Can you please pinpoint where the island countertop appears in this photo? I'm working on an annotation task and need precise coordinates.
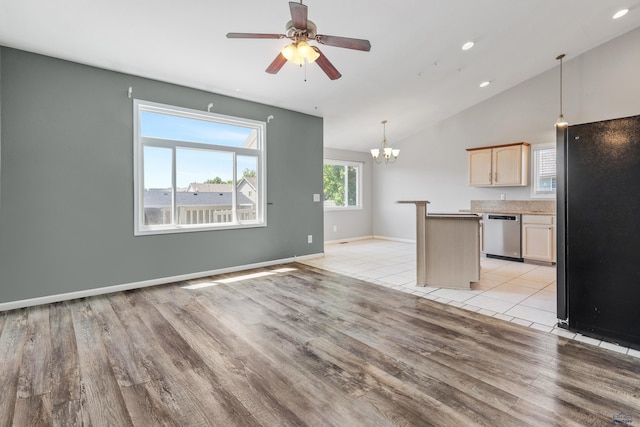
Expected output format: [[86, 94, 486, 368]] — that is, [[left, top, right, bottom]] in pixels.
[[429, 213, 481, 219], [459, 209, 555, 215]]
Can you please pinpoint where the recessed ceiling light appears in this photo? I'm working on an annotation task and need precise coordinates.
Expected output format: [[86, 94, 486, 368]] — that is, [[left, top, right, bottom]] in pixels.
[[613, 8, 629, 19], [462, 41, 474, 51], [479, 81, 490, 88]]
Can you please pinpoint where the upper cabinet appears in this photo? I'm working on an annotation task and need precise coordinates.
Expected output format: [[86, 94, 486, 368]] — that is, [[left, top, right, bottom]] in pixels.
[[467, 142, 530, 187], [468, 148, 493, 185]]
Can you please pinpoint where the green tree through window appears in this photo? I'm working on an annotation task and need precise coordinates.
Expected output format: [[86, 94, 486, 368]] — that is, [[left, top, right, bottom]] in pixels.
[[324, 164, 345, 206], [242, 168, 256, 178], [323, 160, 361, 208], [205, 177, 232, 184]]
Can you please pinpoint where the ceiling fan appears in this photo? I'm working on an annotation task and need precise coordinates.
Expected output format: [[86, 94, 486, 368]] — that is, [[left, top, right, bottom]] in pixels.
[[226, 1, 371, 80]]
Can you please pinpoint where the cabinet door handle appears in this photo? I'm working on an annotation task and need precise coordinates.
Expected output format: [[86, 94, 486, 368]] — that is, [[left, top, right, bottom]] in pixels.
[[488, 171, 492, 183], [494, 172, 498, 182]]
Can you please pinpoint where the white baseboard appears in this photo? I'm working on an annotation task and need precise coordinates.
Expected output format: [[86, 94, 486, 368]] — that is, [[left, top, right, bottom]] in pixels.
[[372, 235, 416, 244], [0, 253, 324, 312], [294, 253, 324, 261]]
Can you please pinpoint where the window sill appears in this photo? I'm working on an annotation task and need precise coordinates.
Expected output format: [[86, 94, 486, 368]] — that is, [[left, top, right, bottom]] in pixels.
[[324, 206, 363, 212], [135, 221, 266, 236]]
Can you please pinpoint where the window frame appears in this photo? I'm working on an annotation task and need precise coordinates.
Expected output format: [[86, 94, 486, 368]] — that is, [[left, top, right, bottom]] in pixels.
[[323, 159, 363, 211], [530, 142, 556, 199], [133, 99, 266, 236]]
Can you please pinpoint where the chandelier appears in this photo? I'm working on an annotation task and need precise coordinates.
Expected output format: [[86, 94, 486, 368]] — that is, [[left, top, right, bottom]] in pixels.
[[371, 120, 399, 164]]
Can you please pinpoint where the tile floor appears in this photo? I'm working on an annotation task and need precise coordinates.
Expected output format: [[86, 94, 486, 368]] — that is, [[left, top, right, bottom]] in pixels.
[[301, 238, 640, 358]]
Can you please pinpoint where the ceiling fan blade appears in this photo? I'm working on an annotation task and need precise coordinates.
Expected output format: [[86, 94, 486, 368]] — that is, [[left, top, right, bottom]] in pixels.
[[227, 32, 285, 39], [265, 53, 288, 74], [316, 35, 371, 52], [289, 1, 308, 30], [313, 47, 341, 80]]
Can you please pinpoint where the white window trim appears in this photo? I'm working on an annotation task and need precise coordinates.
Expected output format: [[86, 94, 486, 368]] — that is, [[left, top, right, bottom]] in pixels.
[[323, 159, 363, 211], [530, 142, 556, 199], [133, 99, 267, 235]]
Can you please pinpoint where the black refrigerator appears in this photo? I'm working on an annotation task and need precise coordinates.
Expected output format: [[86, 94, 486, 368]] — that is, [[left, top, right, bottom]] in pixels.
[[557, 114, 640, 349]]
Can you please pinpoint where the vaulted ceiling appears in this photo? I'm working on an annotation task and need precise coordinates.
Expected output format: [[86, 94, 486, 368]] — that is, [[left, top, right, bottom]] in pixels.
[[1, 0, 639, 151]]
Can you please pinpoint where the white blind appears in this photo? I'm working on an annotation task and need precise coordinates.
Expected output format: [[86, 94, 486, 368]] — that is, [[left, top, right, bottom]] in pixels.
[[537, 148, 556, 177]]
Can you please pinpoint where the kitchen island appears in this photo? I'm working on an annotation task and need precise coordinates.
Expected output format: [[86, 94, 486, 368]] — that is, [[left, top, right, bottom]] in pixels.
[[398, 201, 481, 289]]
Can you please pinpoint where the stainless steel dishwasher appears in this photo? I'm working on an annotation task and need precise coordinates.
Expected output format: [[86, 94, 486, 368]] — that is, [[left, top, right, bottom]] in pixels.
[[483, 213, 523, 261]]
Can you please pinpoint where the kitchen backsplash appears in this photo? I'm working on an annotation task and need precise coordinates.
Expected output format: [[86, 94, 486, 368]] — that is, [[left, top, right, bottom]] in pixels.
[[470, 200, 556, 212]]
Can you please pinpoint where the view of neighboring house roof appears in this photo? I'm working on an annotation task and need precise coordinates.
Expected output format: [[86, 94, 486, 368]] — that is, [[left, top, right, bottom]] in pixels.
[[186, 182, 233, 193], [144, 189, 253, 207], [238, 176, 257, 190]]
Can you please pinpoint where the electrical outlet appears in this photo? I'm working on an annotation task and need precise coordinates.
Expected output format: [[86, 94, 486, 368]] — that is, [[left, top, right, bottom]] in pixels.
[[333, 225, 337, 232], [313, 193, 321, 202], [308, 235, 313, 244]]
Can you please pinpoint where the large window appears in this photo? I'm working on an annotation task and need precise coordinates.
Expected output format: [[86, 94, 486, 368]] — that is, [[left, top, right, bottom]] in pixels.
[[531, 143, 556, 198], [134, 100, 266, 235], [323, 160, 362, 209]]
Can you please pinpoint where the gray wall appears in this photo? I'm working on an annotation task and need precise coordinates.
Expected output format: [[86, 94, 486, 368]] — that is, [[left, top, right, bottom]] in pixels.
[[0, 47, 324, 304], [323, 147, 373, 241], [374, 26, 640, 240]]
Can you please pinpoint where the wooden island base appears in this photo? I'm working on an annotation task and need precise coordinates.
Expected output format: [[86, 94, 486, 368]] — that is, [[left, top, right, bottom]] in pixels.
[[398, 201, 480, 289]]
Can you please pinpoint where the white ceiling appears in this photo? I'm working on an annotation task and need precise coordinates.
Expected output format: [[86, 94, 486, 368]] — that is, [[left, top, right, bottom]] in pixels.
[[1, 1, 639, 152]]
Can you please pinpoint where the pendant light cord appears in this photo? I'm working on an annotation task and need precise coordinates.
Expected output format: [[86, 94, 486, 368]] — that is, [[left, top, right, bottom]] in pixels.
[[557, 54, 565, 116]]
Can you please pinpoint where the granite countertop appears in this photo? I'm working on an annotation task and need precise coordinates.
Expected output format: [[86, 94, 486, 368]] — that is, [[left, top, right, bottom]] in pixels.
[[462, 200, 556, 216], [459, 209, 556, 215]]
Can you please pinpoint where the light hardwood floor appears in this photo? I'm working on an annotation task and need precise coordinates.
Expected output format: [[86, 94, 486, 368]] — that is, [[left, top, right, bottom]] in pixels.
[[1, 263, 639, 426], [306, 239, 640, 355]]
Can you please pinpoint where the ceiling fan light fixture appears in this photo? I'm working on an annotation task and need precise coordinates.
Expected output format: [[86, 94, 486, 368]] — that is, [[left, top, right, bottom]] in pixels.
[[297, 40, 320, 63], [281, 43, 297, 61], [281, 40, 320, 65]]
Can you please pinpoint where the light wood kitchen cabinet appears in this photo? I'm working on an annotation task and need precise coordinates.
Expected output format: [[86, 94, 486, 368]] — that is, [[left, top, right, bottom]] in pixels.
[[467, 142, 530, 186], [468, 149, 493, 185], [522, 215, 556, 263]]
